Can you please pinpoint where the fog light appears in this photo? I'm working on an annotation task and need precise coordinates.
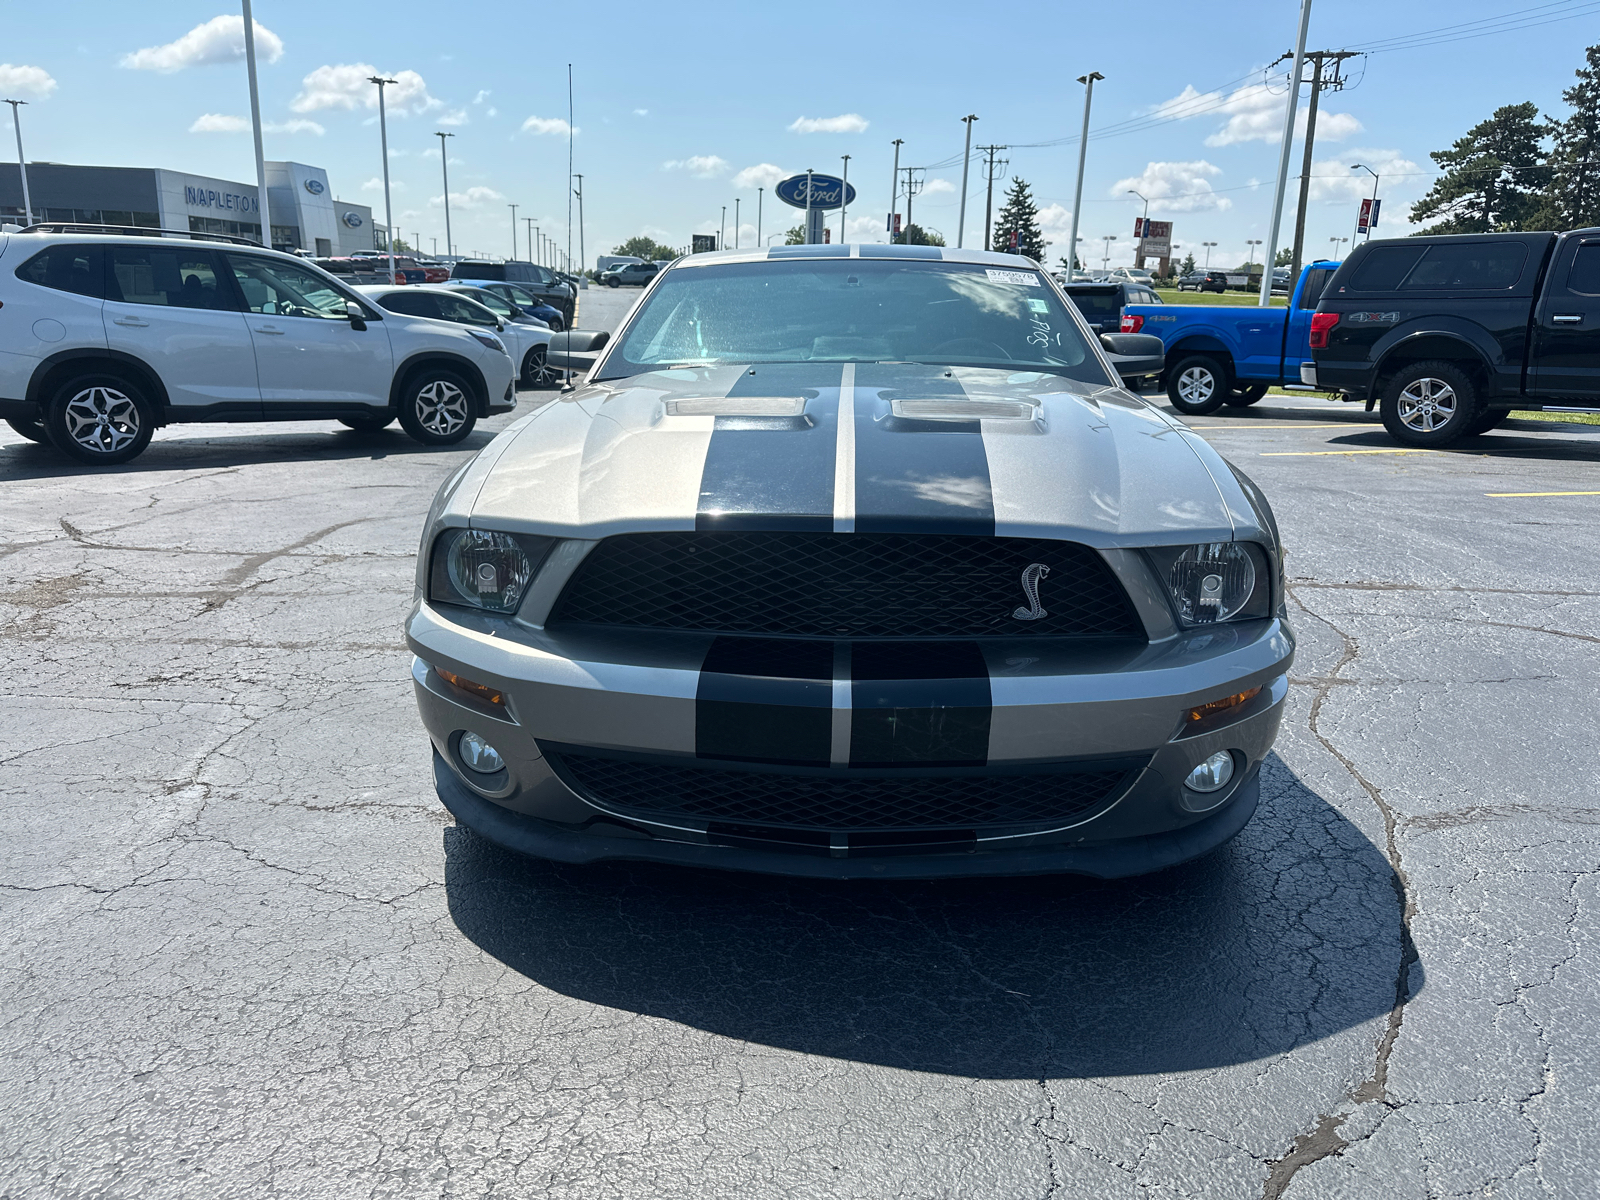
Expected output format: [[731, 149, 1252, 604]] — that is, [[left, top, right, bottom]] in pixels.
[[458, 731, 504, 775], [1185, 751, 1235, 793]]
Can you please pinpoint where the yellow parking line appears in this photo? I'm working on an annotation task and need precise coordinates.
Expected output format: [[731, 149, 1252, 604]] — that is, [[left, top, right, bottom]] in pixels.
[[1261, 448, 1438, 456], [1485, 490, 1600, 497]]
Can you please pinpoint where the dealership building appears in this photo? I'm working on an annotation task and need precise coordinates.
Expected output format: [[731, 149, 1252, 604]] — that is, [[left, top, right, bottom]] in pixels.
[[0, 160, 378, 256]]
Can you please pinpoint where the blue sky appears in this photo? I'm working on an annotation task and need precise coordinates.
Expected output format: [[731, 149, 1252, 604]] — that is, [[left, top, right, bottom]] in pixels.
[[4, 1, 1597, 269]]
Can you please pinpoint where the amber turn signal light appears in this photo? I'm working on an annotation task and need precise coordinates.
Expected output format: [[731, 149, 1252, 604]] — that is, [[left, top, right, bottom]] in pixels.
[[1186, 686, 1261, 724], [437, 667, 504, 706]]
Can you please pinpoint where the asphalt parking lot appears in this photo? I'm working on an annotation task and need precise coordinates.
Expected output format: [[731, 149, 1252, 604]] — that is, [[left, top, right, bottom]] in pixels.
[[4, 284, 1598, 1199]]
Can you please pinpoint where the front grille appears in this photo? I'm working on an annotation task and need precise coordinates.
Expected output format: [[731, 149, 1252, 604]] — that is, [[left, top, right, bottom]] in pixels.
[[550, 532, 1143, 639], [547, 748, 1135, 832]]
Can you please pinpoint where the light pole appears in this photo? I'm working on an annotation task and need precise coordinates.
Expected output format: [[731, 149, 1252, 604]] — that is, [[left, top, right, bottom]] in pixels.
[[1126, 188, 1149, 266], [734, 197, 740, 249], [1245, 239, 1262, 270], [1351, 163, 1379, 244], [957, 114, 977, 248], [508, 203, 518, 259], [4, 99, 32, 226], [435, 130, 454, 257], [1202, 240, 1217, 268], [889, 138, 903, 243], [757, 187, 763, 247], [766, 232, 783, 246], [1330, 236, 1348, 256], [573, 173, 586, 283], [1067, 73, 1104, 293], [534, 226, 541, 265], [240, 0, 270, 247], [839, 153, 850, 245], [1101, 234, 1116, 270], [720, 205, 726, 251], [1259, 0, 1315, 305], [369, 76, 399, 281], [805, 168, 814, 243], [525, 217, 533, 266]]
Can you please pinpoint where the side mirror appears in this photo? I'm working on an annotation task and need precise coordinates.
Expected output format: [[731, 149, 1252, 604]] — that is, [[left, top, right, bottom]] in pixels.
[[496, 321, 506, 332], [546, 330, 611, 373], [345, 300, 367, 331], [1099, 332, 1165, 381]]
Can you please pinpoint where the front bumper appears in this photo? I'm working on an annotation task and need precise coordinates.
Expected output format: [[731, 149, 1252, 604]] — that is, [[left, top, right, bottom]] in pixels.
[[407, 602, 1293, 878]]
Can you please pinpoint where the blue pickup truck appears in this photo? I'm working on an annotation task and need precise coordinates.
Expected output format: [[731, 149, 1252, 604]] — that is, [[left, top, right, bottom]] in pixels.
[[1120, 261, 1340, 414]]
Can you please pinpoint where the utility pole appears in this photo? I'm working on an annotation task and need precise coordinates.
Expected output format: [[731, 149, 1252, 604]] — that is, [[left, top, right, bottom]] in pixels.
[[839, 154, 850, 245], [957, 115, 977, 248], [240, 1, 270, 247], [369, 76, 399, 282], [435, 131, 454, 257], [977, 144, 1008, 254], [4, 99, 32, 226], [1288, 49, 1359, 283], [1067, 72, 1104, 283], [1259, 0, 1314, 306], [508, 203, 518, 259], [889, 138, 903, 242], [902, 168, 923, 243]]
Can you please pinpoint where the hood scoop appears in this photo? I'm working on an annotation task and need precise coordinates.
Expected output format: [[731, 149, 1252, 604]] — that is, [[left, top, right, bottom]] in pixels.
[[664, 396, 808, 418], [891, 396, 1038, 422]]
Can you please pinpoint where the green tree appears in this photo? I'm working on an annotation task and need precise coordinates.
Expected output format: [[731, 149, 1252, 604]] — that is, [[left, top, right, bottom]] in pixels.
[[785, 225, 805, 245], [1541, 44, 1600, 229], [612, 235, 677, 261], [1180, 251, 1197, 275], [1274, 247, 1294, 267], [1410, 102, 1552, 233], [989, 178, 1046, 260], [900, 223, 945, 247]]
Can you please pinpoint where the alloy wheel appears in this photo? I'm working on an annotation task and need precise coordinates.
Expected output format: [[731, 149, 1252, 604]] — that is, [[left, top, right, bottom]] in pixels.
[[63, 386, 141, 455], [1177, 367, 1216, 405], [415, 379, 469, 436], [1397, 377, 1457, 432]]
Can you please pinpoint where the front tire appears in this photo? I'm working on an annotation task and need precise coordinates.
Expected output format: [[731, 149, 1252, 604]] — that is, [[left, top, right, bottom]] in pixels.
[[1225, 383, 1269, 407], [1380, 360, 1480, 447], [605, 278, 620, 288], [42, 374, 155, 465], [1166, 354, 1230, 415], [6, 416, 49, 444], [397, 369, 477, 446]]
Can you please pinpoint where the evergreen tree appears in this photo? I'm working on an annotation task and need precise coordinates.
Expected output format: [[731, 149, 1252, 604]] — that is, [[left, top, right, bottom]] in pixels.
[[1180, 251, 1197, 276], [1410, 102, 1552, 233], [990, 178, 1046, 260], [1543, 44, 1600, 229]]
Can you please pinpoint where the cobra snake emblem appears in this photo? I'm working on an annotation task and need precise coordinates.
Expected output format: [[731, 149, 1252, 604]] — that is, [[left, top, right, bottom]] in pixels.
[[1012, 563, 1050, 621]]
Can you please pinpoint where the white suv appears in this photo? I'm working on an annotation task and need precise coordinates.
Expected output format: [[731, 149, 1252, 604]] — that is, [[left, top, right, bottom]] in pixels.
[[0, 226, 517, 465]]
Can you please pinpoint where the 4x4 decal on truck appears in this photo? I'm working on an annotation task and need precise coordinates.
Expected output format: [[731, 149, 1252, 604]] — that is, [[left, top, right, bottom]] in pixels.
[[1346, 311, 1399, 324]]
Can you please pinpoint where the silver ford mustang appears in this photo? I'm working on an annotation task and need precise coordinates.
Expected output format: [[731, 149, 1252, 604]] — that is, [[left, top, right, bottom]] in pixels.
[[407, 245, 1293, 879]]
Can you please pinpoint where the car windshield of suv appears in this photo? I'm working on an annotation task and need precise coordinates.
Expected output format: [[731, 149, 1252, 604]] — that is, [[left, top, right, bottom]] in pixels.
[[603, 259, 1111, 384]]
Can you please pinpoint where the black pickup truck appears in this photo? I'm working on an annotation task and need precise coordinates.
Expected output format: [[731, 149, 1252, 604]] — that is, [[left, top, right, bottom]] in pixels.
[[1307, 228, 1600, 446]]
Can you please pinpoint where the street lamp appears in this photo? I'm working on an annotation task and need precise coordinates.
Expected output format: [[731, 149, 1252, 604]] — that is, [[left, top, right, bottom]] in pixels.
[[734, 197, 740, 250], [721, 205, 726, 251], [435, 130, 455, 258], [957, 116, 976, 248], [1066, 72, 1104, 299], [1330, 236, 1349, 255], [1100, 234, 1117, 270], [1202, 240, 1217, 268], [239, 0, 270, 247], [508, 203, 518, 259], [757, 187, 763, 247], [1126, 188, 1149, 266], [369, 76, 399, 282], [3, 99, 32, 226], [1351, 163, 1380, 243], [1245, 238, 1263, 270]]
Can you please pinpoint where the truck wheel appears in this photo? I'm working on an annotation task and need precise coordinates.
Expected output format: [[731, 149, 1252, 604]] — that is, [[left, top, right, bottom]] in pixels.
[[1167, 355, 1230, 415], [1465, 407, 1510, 436], [1225, 383, 1270, 407], [397, 368, 478, 446], [1380, 361, 1480, 447], [43, 373, 156, 466]]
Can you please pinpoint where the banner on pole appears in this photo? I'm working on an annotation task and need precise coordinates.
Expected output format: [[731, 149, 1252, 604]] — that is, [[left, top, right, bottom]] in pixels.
[[1357, 198, 1381, 234]]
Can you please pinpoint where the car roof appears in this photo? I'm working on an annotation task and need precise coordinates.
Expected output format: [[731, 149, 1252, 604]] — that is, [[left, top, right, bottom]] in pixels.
[[666, 244, 1050, 270]]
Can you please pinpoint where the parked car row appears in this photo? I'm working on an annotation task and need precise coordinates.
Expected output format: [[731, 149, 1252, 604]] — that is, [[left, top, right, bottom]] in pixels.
[[0, 225, 520, 465]]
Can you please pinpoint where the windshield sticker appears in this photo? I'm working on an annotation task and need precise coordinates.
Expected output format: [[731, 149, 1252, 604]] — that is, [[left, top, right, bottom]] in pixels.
[[1027, 298, 1050, 313], [987, 269, 1041, 287]]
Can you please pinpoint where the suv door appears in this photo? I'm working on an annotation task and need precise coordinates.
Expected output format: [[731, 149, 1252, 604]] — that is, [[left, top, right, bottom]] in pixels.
[[103, 244, 260, 416], [1531, 237, 1600, 400], [223, 253, 392, 412]]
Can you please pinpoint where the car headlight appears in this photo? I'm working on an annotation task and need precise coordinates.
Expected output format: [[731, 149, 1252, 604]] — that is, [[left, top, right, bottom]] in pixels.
[[1146, 542, 1272, 627], [428, 528, 553, 613], [467, 328, 508, 355]]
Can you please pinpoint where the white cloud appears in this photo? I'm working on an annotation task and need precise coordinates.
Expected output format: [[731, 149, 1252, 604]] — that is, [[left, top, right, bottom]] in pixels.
[[788, 113, 869, 134], [0, 64, 57, 98], [1111, 161, 1231, 212], [923, 178, 956, 194], [733, 162, 788, 190], [121, 16, 283, 73], [521, 115, 572, 136], [633, 108, 649, 117], [291, 64, 442, 116], [664, 155, 729, 178], [189, 113, 324, 135], [472, 89, 491, 105], [429, 186, 504, 209], [1306, 149, 1420, 204], [438, 108, 468, 126], [1036, 203, 1075, 244], [361, 177, 406, 192], [1147, 81, 1362, 147], [486, 106, 497, 118]]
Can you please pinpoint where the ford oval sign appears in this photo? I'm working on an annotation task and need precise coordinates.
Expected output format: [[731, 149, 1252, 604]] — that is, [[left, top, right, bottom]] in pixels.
[[304, 177, 326, 195], [774, 173, 856, 211], [342, 211, 364, 228]]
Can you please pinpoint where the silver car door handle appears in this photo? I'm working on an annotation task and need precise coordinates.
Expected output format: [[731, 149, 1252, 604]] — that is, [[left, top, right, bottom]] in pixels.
[[256, 324, 286, 335], [112, 316, 149, 327], [1551, 313, 1583, 325]]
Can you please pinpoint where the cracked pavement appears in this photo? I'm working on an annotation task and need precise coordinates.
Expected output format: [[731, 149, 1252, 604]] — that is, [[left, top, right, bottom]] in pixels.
[[3, 304, 1597, 1197]]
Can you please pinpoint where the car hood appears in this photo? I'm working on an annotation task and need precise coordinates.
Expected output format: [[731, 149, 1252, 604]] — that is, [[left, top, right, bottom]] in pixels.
[[455, 362, 1247, 546]]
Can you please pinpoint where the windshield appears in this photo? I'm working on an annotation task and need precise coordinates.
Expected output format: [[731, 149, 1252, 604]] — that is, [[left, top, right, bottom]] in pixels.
[[601, 259, 1111, 384], [462, 288, 514, 317]]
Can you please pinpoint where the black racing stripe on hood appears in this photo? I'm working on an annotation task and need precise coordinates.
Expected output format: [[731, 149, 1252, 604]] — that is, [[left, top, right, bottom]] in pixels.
[[848, 641, 991, 768], [695, 636, 833, 766], [695, 364, 842, 533], [851, 363, 996, 537]]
